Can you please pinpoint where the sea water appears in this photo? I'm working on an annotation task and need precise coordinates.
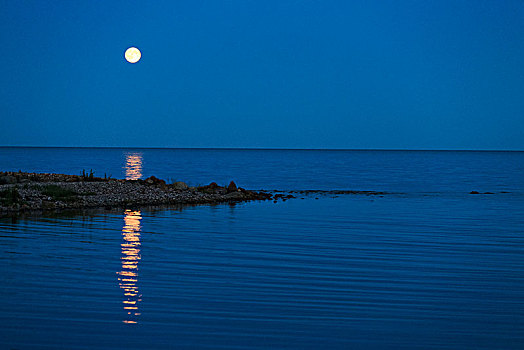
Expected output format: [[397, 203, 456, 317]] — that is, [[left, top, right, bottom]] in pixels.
[[1, 148, 523, 349]]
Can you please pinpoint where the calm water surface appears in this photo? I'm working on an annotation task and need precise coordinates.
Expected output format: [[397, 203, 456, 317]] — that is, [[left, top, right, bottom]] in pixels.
[[1, 148, 523, 349]]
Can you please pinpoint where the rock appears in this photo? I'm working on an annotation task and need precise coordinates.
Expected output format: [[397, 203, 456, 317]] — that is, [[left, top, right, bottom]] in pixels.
[[172, 181, 189, 190], [227, 181, 237, 192], [145, 176, 166, 187], [197, 182, 221, 194], [470, 191, 480, 194]]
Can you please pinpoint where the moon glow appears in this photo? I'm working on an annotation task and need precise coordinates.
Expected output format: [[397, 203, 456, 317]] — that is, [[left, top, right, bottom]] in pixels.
[[125, 47, 141, 63]]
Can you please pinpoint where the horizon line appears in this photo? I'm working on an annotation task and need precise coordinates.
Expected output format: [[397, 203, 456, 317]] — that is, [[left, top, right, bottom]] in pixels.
[[0, 145, 523, 152]]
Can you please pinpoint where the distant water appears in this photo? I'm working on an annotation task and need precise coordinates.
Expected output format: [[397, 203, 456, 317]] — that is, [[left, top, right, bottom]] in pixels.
[[1, 147, 524, 349]]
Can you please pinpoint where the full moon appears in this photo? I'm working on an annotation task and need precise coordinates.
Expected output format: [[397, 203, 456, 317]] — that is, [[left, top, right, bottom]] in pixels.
[[124, 47, 141, 63]]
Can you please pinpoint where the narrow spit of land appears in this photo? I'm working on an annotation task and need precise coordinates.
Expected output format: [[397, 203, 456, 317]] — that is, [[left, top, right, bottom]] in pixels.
[[0, 171, 393, 217], [0, 171, 274, 217]]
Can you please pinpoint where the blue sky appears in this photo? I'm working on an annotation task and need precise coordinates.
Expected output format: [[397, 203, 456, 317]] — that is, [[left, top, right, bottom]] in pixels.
[[1, 0, 523, 150]]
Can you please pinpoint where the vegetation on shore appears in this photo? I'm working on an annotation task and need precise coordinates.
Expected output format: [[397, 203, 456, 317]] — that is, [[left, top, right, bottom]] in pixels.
[[0, 187, 22, 206]]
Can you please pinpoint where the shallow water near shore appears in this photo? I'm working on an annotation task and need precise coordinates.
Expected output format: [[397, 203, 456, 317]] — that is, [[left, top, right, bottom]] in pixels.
[[1, 148, 524, 349]]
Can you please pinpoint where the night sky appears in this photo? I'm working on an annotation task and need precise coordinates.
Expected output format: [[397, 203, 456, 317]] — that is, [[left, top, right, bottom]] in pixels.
[[1, 0, 523, 150]]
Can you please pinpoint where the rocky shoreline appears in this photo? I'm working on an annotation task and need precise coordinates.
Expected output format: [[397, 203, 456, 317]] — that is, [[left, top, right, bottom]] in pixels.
[[0, 171, 273, 217]]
